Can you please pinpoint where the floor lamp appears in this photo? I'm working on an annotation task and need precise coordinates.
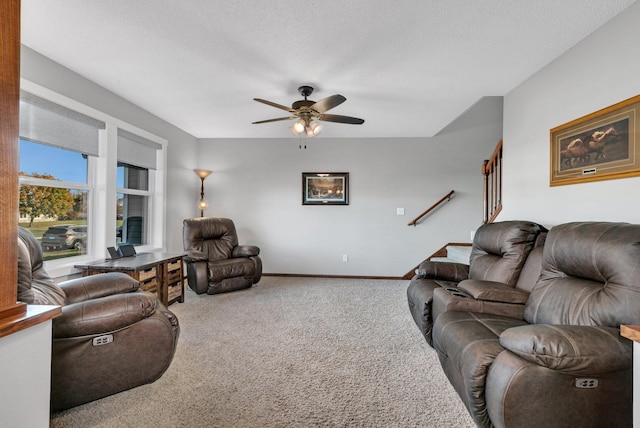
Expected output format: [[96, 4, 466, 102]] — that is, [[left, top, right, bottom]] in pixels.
[[194, 169, 213, 217]]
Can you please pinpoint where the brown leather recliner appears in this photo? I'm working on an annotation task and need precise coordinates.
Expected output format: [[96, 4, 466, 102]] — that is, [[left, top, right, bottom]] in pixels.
[[406, 220, 546, 345], [17, 227, 180, 412], [432, 222, 638, 428], [183, 217, 262, 295]]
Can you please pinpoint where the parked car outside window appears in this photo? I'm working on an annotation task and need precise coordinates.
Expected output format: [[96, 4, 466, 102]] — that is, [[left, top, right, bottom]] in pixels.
[[41, 225, 87, 251]]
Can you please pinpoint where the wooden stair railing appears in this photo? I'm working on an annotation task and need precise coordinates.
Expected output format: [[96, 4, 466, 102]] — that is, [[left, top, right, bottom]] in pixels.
[[407, 190, 455, 227], [482, 140, 503, 224]]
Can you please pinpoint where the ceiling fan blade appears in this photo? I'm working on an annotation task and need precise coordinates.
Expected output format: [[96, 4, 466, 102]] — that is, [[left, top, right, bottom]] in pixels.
[[311, 94, 346, 113], [252, 116, 296, 124], [254, 98, 296, 113], [319, 114, 365, 125]]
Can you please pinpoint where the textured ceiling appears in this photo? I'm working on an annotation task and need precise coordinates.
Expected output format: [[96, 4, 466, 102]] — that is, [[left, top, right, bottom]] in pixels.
[[21, 0, 637, 139]]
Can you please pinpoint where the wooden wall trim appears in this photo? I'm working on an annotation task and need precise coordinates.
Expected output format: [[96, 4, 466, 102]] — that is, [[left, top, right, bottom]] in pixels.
[[0, 0, 23, 318]]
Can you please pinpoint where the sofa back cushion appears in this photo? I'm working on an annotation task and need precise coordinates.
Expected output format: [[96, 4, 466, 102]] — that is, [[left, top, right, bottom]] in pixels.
[[17, 227, 67, 306], [513, 232, 547, 293], [183, 217, 239, 261], [525, 222, 640, 327], [469, 221, 545, 286]]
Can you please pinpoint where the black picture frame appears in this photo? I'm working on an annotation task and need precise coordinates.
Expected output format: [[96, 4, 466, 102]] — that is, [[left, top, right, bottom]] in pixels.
[[302, 172, 349, 205]]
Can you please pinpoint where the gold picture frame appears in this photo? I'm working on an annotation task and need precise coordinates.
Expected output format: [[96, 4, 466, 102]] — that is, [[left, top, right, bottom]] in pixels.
[[550, 94, 640, 186]]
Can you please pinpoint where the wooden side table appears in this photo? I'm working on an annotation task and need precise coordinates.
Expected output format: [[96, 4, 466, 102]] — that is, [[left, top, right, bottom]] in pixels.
[[75, 252, 186, 306]]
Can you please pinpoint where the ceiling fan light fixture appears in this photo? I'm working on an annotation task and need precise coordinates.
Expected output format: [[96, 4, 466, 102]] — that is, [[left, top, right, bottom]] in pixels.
[[292, 119, 305, 134], [309, 121, 322, 136], [305, 120, 322, 137], [253, 86, 364, 137]]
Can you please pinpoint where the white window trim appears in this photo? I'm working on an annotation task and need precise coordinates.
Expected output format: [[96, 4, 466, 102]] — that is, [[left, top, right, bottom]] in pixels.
[[20, 79, 168, 279]]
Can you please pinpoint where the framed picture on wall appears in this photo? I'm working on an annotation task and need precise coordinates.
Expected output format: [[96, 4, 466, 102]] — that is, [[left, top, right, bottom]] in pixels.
[[302, 172, 349, 205], [550, 93, 640, 186]]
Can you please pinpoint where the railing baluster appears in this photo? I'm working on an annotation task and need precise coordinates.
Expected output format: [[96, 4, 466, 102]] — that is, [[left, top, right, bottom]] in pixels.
[[482, 140, 503, 223]]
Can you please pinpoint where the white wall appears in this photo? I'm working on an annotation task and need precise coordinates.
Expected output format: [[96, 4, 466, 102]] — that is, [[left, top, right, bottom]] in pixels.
[[0, 321, 53, 427], [20, 47, 198, 254], [501, 2, 640, 226], [20, 47, 502, 278], [197, 97, 502, 277]]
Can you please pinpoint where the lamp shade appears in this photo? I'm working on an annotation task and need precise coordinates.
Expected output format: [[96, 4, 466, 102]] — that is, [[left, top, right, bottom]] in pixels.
[[194, 169, 212, 179]]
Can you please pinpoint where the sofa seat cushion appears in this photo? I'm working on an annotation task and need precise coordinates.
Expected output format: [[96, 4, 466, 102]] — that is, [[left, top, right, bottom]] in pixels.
[[208, 257, 256, 282], [433, 311, 527, 427]]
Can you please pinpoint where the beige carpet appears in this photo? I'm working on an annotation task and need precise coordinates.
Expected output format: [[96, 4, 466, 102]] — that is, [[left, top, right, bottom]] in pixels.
[[50, 276, 474, 427]]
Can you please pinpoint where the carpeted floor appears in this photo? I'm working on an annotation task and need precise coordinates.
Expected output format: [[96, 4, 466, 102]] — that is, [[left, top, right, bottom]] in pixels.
[[50, 276, 474, 428]]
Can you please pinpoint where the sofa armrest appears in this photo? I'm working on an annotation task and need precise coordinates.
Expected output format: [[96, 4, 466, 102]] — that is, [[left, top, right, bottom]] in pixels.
[[500, 324, 632, 375], [415, 260, 469, 282], [53, 291, 158, 338], [60, 272, 139, 304], [432, 287, 526, 321], [184, 256, 209, 294], [184, 251, 208, 263], [232, 245, 260, 258], [458, 279, 529, 304]]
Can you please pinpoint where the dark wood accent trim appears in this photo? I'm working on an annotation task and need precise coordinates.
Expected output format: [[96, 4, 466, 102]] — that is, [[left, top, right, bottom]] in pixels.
[[407, 190, 455, 227], [621, 325, 640, 343], [0, 304, 62, 340], [401, 242, 472, 280], [0, 0, 21, 318]]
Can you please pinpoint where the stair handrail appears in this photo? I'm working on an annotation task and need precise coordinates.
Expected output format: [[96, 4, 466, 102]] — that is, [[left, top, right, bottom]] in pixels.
[[407, 190, 455, 227]]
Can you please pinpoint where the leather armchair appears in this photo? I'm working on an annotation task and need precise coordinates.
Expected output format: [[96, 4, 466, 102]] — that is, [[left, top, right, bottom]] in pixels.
[[406, 220, 546, 345], [17, 227, 179, 411], [183, 217, 262, 294]]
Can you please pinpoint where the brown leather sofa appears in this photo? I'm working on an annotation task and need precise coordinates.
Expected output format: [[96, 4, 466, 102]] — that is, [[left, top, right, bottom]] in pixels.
[[183, 217, 262, 294], [431, 222, 638, 428], [406, 220, 546, 345], [17, 227, 180, 412]]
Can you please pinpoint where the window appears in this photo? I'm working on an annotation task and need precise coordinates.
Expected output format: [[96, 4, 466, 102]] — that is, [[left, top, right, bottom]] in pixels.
[[19, 82, 167, 275], [116, 129, 161, 247], [117, 166, 149, 245], [19, 91, 101, 261]]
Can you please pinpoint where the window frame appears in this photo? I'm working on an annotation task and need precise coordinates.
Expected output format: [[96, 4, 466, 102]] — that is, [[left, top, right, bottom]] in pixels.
[[20, 79, 167, 278]]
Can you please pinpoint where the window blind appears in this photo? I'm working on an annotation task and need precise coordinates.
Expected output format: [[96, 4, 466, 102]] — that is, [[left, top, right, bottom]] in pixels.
[[117, 129, 162, 170], [19, 91, 105, 156]]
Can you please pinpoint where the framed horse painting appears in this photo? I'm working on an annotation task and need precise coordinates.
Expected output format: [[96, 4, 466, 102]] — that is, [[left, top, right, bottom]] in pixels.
[[550, 93, 640, 186]]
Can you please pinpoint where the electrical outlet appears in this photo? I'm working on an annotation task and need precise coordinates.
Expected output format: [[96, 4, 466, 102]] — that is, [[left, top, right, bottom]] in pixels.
[[342, 254, 348, 262], [396, 208, 405, 215]]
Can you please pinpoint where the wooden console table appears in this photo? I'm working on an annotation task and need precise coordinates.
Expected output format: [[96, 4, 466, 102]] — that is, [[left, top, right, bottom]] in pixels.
[[75, 253, 186, 306]]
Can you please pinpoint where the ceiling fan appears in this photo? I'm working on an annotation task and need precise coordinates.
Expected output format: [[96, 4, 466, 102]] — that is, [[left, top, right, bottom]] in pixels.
[[252, 85, 365, 137]]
